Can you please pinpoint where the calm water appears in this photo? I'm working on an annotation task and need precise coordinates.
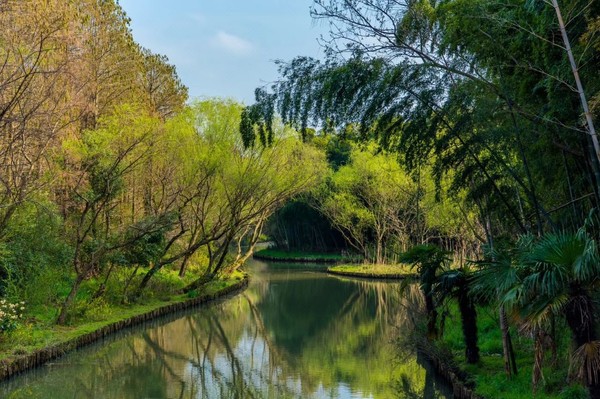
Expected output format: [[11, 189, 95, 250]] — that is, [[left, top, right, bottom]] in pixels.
[[0, 259, 451, 399]]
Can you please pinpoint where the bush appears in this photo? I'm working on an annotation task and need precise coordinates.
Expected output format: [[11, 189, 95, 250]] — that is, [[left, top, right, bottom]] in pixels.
[[140, 268, 185, 301], [0, 199, 71, 304], [559, 385, 588, 399], [0, 299, 25, 334]]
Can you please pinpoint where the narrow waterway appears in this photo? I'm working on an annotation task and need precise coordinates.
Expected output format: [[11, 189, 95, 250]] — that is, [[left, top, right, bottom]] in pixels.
[[0, 259, 452, 398]]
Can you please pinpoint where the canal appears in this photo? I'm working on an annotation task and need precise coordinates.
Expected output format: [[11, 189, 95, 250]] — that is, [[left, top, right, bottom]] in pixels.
[[1, 259, 452, 398]]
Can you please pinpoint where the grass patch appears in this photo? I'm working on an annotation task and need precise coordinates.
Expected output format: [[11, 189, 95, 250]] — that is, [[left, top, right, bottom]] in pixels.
[[253, 248, 358, 262], [436, 302, 584, 399], [328, 263, 415, 278]]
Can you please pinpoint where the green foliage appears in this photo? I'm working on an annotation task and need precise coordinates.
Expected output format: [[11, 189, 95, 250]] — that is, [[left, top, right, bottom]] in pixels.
[[0, 200, 71, 301], [438, 302, 581, 399], [117, 215, 176, 267], [241, 0, 600, 387], [325, 136, 353, 170], [560, 385, 589, 399], [316, 144, 420, 262], [246, 0, 600, 241], [401, 245, 449, 287], [71, 297, 111, 323]]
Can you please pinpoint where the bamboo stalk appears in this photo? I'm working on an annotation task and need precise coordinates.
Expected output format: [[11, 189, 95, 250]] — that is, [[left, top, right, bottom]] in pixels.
[[551, 0, 600, 187]]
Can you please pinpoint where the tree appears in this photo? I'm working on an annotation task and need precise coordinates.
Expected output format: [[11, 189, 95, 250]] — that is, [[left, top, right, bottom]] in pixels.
[[436, 266, 480, 364], [69, 0, 144, 130], [243, 0, 600, 237], [317, 145, 418, 263], [549, 0, 600, 174], [400, 244, 449, 340], [516, 231, 600, 398], [183, 115, 327, 291], [0, 0, 73, 237], [128, 100, 326, 296], [138, 48, 188, 120], [472, 243, 520, 377], [476, 228, 600, 396], [56, 105, 171, 324]]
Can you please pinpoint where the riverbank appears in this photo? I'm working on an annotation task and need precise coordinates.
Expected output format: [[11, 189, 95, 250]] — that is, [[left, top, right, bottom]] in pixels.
[[0, 272, 248, 382], [327, 263, 416, 279], [427, 302, 584, 399], [253, 248, 358, 263]]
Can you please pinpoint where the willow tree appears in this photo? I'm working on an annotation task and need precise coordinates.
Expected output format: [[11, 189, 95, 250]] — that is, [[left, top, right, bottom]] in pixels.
[[317, 145, 418, 263], [129, 100, 327, 296], [183, 104, 327, 291]]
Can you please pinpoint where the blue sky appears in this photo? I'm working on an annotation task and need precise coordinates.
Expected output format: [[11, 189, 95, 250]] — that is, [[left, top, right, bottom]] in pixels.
[[119, 0, 328, 104]]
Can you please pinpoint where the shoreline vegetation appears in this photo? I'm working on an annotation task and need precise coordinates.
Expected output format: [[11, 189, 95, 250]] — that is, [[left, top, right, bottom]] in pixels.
[[0, 272, 247, 382], [429, 303, 585, 399], [327, 263, 416, 279]]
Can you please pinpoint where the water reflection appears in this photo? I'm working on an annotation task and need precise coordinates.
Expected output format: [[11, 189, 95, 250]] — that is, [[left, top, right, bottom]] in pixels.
[[1, 259, 451, 398]]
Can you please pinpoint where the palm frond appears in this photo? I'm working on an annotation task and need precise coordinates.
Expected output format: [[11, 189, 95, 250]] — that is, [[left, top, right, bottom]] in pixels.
[[471, 257, 519, 303], [571, 341, 600, 385], [519, 293, 569, 331]]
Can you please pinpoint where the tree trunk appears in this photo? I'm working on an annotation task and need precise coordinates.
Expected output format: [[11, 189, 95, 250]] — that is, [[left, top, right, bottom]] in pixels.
[[178, 252, 192, 277], [376, 236, 383, 264], [565, 293, 599, 399], [550, 315, 558, 368], [57, 274, 85, 325], [458, 288, 480, 364], [182, 272, 216, 294], [532, 329, 545, 393], [565, 294, 597, 349], [134, 264, 160, 299], [121, 264, 140, 304], [424, 293, 438, 340], [500, 305, 518, 376]]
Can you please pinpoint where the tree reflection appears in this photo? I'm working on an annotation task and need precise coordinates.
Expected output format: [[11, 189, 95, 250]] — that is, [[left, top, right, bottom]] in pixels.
[[1, 269, 451, 399]]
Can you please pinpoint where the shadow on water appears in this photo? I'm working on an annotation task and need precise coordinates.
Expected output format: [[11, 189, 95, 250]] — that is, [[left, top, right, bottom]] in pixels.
[[0, 258, 452, 399]]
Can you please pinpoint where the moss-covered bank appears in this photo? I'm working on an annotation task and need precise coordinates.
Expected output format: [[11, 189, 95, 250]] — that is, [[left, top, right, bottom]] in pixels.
[[0, 273, 248, 382], [418, 341, 485, 399], [327, 263, 416, 279]]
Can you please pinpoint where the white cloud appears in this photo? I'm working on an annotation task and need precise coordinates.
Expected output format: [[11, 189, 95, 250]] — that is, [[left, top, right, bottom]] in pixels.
[[211, 31, 254, 56]]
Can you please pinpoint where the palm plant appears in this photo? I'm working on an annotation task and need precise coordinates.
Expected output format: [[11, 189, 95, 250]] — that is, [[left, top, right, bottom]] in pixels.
[[525, 232, 599, 397], [471, 241, 524, 377], [402, 244, 481, 363], [506, 231, 600, 398], [436, 266, 480, 364], [400, 244, 449, 340]]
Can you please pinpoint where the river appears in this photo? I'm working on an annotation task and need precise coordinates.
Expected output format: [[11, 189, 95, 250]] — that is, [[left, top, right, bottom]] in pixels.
[[0, 259, 452, 398]]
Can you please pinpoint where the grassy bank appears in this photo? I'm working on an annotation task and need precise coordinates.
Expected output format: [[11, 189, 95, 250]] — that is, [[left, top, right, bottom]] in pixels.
[[327, 263, 416, 278], [253, 248, 358, 263], [436, 303, 585, 399], [0, 270, 246, 368]]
